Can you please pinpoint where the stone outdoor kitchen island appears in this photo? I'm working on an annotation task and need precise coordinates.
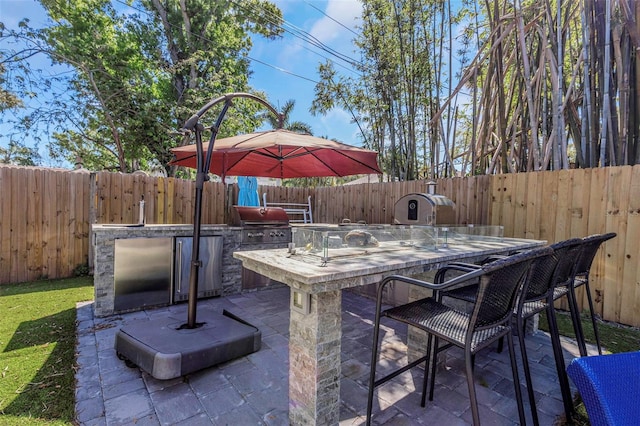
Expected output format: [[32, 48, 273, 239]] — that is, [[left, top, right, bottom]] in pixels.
[[234, 234, 545, 425]]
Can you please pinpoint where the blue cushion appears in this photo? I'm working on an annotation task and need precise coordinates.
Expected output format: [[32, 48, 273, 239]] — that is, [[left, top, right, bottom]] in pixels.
[[567, 351, 640, 426]]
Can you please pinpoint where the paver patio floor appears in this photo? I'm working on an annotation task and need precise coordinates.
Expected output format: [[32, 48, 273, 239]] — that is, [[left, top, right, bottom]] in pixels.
[[75, 286, 589, 425]]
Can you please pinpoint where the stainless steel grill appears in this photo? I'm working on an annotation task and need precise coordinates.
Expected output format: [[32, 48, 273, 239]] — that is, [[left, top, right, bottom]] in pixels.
[[393, 192, 456, 225], [233, 206, 291, 290], [233, 206, 292, 246]]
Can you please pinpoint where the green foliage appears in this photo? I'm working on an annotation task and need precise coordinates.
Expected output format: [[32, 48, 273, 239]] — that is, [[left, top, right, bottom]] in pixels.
[[0, 141, 41, 165], [72, 263, 90, 277], [2, 0, 284, 175], [312, 0, 473, 181], [0, 59, 23, 111], [0, 277, 93, 424], [263, 99, 313, 134]]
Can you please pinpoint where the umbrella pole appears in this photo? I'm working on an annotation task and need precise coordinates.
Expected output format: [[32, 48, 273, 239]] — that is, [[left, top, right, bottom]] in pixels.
[[179, 92, 281, 329], [185, 101, 232, 329], [183, 126, 205, 329]]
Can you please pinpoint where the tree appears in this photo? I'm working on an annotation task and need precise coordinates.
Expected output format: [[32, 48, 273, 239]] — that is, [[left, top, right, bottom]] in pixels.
[[0, 141, 40, 165], [312, 0, 471, 181], [263, 99, 313, 134], [0, 59, 23, 111], [2, 0, 283, 175]]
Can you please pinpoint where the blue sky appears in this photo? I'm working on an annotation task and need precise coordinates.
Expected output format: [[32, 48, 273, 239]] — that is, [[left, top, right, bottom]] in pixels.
[[0, 0, 364, 166]]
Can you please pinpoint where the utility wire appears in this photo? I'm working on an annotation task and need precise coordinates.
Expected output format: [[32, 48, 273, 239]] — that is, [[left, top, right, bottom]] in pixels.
[[227, 0, 363, 69], [247, 56, 318, 84], [113, 0, 361, 82], [302, 0, 360, 37]]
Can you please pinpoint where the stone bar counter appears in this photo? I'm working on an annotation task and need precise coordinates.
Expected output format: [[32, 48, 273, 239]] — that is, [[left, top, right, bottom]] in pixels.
[[92, 224, 242, 317], [234, 236, 546, 426]]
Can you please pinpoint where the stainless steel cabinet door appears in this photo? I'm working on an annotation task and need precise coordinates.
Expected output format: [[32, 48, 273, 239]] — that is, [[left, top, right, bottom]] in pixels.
[[174, 236, 223, 302], [114, 237, 173, 312]]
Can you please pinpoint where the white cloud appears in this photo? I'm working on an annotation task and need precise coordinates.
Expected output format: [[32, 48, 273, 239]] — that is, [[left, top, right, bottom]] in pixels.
[[267, 1, 362, 72], [310, 0, 362, 44]]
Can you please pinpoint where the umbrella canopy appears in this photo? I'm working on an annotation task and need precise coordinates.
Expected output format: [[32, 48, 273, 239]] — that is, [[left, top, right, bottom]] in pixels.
[[169, 129, 382, 178]]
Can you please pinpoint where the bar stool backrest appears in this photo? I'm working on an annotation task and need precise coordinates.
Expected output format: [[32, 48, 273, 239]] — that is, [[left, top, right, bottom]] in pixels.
[[472, 247, 553, 329], [576, 233, 617, 277], [545, 238, 584, 289]]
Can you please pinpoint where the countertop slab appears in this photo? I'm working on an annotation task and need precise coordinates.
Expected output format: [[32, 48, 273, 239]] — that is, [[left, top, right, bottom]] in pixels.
[[234, 237, 546, 293]]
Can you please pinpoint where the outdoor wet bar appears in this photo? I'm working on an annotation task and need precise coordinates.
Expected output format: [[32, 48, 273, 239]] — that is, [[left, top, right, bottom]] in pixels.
[[234, 228, 546, 425], [91, 224, 243, 318]]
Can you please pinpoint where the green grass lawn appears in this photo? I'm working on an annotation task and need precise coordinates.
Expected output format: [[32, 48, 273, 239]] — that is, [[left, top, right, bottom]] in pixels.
[[0, 277, 93, 425]]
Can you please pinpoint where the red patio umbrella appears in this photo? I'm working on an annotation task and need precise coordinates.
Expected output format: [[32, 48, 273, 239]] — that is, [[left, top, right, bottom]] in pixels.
[[169, 128, 382, 179], [172, 92, 381, 329]]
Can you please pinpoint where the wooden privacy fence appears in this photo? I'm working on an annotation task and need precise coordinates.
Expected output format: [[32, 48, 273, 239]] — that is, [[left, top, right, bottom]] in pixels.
[[0, 166, 91, 283], [1, 164, 639, 327]]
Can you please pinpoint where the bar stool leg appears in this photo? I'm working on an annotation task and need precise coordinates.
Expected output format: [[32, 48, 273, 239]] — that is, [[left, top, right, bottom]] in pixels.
[[546, 304, 575, 422]]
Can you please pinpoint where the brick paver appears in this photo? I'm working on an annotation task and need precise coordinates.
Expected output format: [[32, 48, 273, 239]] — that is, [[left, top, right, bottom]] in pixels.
[[75, 287, 589, 425]]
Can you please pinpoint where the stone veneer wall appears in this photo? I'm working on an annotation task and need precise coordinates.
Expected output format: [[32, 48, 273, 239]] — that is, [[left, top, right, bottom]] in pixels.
[[92, 225, 244, 317]]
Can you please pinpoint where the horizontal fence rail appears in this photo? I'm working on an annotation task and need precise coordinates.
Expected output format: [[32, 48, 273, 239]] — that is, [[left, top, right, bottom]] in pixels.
[[0, 164, 638, 327]]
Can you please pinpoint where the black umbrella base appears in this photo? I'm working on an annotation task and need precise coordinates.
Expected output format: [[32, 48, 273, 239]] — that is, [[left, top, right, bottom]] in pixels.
[[115, 309, 261, 380]]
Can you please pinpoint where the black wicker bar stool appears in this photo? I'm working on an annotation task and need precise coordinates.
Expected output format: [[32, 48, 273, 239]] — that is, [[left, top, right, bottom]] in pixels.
[[565, 232, 616, 356], [366, 246, 552, 425], [440, 239, 583, 424]]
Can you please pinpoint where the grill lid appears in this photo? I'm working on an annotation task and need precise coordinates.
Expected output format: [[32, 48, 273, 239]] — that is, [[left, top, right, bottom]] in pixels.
[[233, 206, 290, 225]]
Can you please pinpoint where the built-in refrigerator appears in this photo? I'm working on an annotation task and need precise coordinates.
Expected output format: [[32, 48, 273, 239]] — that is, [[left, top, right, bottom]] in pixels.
[[113, 235, 223, 312]]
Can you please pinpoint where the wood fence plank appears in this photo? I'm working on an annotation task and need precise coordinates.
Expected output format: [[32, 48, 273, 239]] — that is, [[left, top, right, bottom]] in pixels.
[[131, 174, 142, 224], [60, 171, 72, 277], [157, 177, 166, 223], [96, 172, 105, 223], [501, 174, 516, 236], [78, 173, 90, 268], [74, 172, 90, 270], [163, 179, 176, 223], [524, 171, 541, 239], [602, 167, 630, 323], [586, 167, 607, 317], [10, 168, 26, 282], [121, 174, 133, 223], [467, 176, 476, 224], [0, 168, 12, 283], [481, 175, 492, 225], [68, 172, 80, 274], [43, 168, 57, 279], [569, 168, 589, 238], [618, 166, 639, 325], [512, 173, 528, 238], [26, 169, 39, 280], [110, 173, 122, 223], [554, 170, 572, 241], [539, 171, 559, 243], [490, 174, 504, 228]]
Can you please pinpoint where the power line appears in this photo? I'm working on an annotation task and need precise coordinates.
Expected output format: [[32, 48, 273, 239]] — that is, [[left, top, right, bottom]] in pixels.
[[247, 55, 318, 84], [227, 0, 362, 69], [111, 0, 360, 85], [302, 0, 359, 37]]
